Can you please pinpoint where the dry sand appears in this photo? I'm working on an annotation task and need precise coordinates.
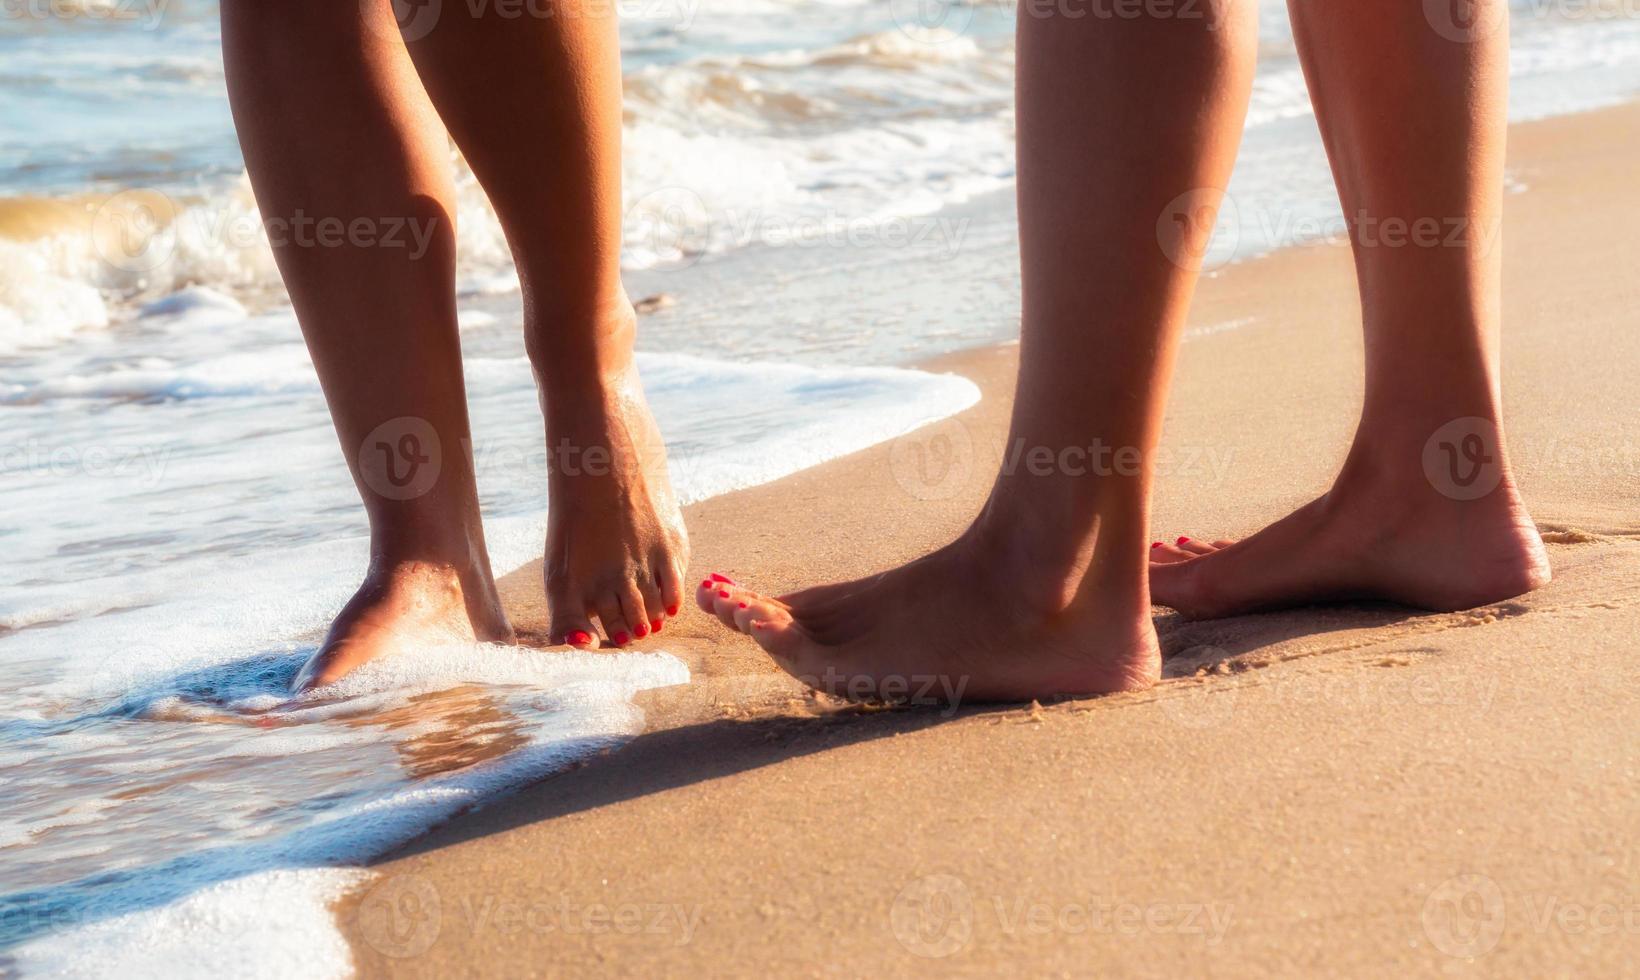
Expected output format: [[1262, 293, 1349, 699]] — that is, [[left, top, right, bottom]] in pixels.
[[336, 102, 1640, 976]]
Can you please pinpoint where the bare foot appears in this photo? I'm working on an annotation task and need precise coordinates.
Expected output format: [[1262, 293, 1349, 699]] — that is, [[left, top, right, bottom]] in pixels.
[[293, 559, 514, 691], [540, 355, 689, 649], [694, 521, 1160, 704], [1149, 459, 1551, 620]]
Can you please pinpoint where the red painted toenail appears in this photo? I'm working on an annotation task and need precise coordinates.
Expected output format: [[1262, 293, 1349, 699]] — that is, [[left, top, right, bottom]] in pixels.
[[614, 631, 630, 645], [700, 579, 712, 590], [651, 619, 663, 632], [635, 623, 648, 637], [717, 590, 730, 599], [710, 572, 734, 584], [666, 604, 679, 616], [1151, 542, 1162, 549], [738, 601, 748, 609], [1177, 536, 1191, 545], [570, 630, 591, 645]]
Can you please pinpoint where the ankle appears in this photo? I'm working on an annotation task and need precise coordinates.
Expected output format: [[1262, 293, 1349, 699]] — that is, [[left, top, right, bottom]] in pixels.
[[524, 292, 637, 392], [366, 522, 492, 582], [965, 482, 1149, 611], [1336, 413, 1524, 514]]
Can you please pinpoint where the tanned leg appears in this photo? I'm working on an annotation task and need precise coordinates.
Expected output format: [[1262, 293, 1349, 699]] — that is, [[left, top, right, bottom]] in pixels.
[[221, 0, 513, 691], [396, 0, 688, 649], [1149, 0, 1550, 618], [699, 2, 1259, 701]]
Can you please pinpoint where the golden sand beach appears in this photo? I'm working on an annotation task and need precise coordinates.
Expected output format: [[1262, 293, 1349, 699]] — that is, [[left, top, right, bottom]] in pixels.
[[336, 101, 1640, 976]]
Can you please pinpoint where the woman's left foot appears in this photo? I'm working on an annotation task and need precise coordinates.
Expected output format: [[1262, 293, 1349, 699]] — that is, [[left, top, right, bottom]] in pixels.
[[1149, 456, 1551, 619]]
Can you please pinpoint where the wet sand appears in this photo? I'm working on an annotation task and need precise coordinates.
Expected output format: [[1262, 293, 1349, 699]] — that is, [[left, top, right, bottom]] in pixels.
[[336, 101, 1640, 976]]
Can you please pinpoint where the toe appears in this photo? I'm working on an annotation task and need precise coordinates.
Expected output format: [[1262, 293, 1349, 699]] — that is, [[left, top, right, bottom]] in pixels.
[[707, 582, 744, 630], [655, 555, 684, 620], [1150, 542, 1195, 565], [549, 601, 601, 648], [594, 591, 633, 646], [618, 581, 653, 640], [695, 576, 724, 614], [546, 581, 602, 650], [1175, 536, 1216, 556], [697, 577, 790, 634], [743, 606, 809, 666], [633, 570, 666, 637]]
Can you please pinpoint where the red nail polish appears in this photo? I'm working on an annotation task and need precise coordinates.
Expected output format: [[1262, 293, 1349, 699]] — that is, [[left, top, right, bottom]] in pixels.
[[738, 601, 748, 609], [700, 579, 712, 590], [717, 590, 730, 599], [614, 631, 630, 645], [709, 572, 734, 584], [651, 619, 663, 632], [1177, 536, 1191, 545], [570, 630, 591, 645], [635, 623, 649, 637], [666, 604, 679, 616], [1151, 542, 1162, 549]]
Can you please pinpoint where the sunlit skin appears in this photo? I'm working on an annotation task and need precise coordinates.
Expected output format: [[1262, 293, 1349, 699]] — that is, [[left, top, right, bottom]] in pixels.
[[708, 0, 1548, 702], [221, 0, 687, 692]]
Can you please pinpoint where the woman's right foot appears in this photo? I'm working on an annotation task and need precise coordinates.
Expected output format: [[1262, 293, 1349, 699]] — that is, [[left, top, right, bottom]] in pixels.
[[293, 558, 514, 692], [535, 305, 690, 650], [695, 512, 1161, 704]]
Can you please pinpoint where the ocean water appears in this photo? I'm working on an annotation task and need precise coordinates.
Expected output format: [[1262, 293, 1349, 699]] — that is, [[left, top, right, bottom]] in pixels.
[[3, 0, 1639, 975]]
